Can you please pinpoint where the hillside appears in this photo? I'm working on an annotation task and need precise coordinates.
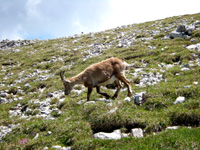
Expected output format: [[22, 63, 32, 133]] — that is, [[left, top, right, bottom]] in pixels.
[[0, 13, 200, 149]]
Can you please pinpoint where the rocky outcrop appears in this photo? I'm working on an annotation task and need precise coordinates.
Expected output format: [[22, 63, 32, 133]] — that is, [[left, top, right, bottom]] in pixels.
[[169, 20, 200, 39], [0, 39, 39, 50]]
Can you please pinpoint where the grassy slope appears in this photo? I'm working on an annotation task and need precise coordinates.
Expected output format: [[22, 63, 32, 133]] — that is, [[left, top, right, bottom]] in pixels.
[[0, 13, 200, 149]]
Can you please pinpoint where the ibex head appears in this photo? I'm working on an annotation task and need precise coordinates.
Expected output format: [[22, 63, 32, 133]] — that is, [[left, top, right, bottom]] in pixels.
[[60, 71, 73, 95]]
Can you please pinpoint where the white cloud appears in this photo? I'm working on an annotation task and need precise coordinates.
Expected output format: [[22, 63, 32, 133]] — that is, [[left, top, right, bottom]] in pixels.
[[26, 0, 42, 18], [100, 0, 200, 30], [0, 24, 23, 40]]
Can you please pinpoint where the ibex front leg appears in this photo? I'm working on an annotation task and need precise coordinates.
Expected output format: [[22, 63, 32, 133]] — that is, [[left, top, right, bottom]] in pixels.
[[116, 73, 132, 97], [87, 86, 93, 101]]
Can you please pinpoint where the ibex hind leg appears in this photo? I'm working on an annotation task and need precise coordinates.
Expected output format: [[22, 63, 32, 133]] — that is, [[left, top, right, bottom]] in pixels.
[[96, 86, 110, 99], [116, 73, 132, 97]]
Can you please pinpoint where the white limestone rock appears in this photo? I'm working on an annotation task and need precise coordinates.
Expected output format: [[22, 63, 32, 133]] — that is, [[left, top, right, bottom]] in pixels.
[[131, 128, 143, 138], [174, 96, 185, 104], [166, 126, 179, 130], [94, 129, 122, 140]]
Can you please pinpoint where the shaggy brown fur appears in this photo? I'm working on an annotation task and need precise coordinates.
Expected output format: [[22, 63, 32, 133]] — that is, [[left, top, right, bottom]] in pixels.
[[60, 57, 132, 101]]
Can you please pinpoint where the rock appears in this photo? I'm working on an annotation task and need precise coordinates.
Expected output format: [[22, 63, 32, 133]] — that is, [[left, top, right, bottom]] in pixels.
[[107, 107, 118, 114], [84, 101, 95, 106], [131, 92, 146, 105], [95, 98, 113, 103], [43, 147, 49, 150], [186, 24, 195, 35], [12, 49, 21, 53], [190, 38, 196, 43], [0, 97, 7, 104], [166, 126, 179, 130], [181, 63, 189, 68], [184, 85, 191, 88], [47, 93, 54, 98], [176, 25, 186, 33], [61, 147, 71, 150], [181, 67, 190, 71], [165, 64, 174, 69], [47, 131, 52, 136], [33, 133, 39, 140], [121, 133, 129, 138], [169, 31, 183, 38], [131, 128, 143, 138], [0, 39, 38, 50], [0, 124, 18, 141], [124, 97, 131, 102], [194, 20, 200, 25], [52, 145, 62, 149], [174, 96, 185, 104], [186, 43, 200, 52], [94, 129, 122, 140], [193, 82, 198, 85], [77, 100, 87, 105]]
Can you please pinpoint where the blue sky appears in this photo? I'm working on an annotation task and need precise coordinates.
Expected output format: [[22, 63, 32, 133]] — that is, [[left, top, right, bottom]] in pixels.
[[0, 0, 199, 40]]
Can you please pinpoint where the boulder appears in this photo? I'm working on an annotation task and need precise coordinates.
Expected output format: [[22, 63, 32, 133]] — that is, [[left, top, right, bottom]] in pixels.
[[169, 31, 183, 38], [174, 96, 185, 104], [94, 129, 122, 140], [186, 43, 200, 52], [176, 25, 186, 33], [131, 92, 146, 105], [131, 128, 143, 138]]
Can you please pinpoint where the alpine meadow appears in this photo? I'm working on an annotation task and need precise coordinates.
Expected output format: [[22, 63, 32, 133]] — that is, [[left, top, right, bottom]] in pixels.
[[0, 13, 200, 150]]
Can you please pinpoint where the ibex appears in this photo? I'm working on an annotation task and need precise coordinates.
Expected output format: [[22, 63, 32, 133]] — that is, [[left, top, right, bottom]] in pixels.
[[60, 57, 132, 101]]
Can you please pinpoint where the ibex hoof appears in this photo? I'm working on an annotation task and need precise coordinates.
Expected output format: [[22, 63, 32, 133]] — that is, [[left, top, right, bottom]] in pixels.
[[128, 93, 132, 97]]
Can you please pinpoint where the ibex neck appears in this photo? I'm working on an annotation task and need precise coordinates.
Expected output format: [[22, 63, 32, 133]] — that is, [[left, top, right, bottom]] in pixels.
[[69, 72, 83, 85]]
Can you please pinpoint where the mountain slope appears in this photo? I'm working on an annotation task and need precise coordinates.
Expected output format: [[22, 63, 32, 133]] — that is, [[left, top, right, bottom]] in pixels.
[[0, 13, 200, 149]]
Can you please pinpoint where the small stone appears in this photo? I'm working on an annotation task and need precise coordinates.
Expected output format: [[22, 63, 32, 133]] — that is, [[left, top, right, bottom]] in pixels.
[[33, 133, 39, 140], [193, 82, 198, 85], [77, 100, 86, 105], [181, 67, 190, 71], [47, 131, 52, 136], [0, 98, 7, 104], [131, 128, 143, 138], [131, 92, 146, 105], [166, 126, 179, 130], [47, 93, 54, 98], [107, 107, 118, 114], [61, 147, 71, 150], [52, 145, 62, 149], [124, 97, 131, 102], [84, 101, 95, 105], [174, 96, 185, 104], [184, 85, 191, 88]]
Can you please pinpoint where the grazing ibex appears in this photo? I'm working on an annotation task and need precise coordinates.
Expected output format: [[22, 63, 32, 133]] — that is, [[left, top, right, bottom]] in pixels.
[[60, 57, 132, 101]]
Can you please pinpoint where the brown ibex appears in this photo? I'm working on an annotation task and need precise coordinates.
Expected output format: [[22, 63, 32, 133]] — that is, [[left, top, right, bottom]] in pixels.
[[60, 57, 132, 101]]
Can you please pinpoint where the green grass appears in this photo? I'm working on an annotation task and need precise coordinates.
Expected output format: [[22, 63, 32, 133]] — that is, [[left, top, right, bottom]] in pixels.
[[74, 127, 200, 150], [0, 12, 200, 149]]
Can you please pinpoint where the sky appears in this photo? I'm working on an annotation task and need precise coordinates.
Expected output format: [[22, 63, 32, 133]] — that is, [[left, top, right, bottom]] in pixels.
[[0, 0, 199, 41]]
